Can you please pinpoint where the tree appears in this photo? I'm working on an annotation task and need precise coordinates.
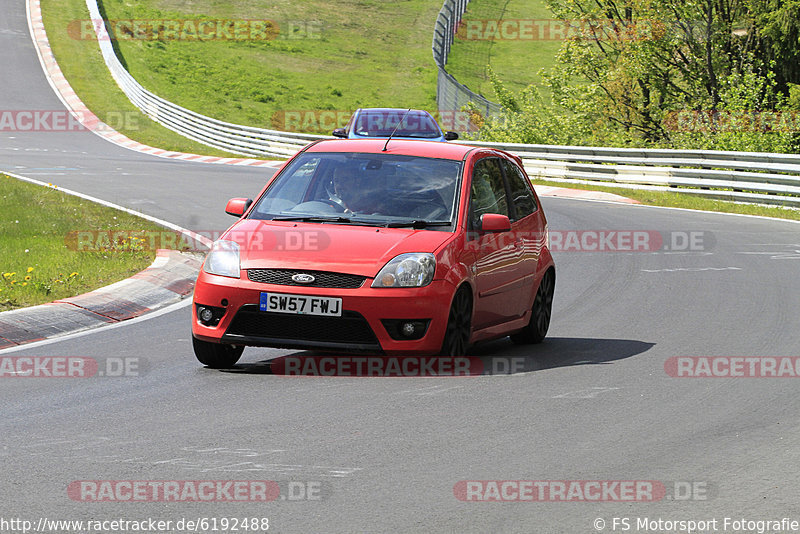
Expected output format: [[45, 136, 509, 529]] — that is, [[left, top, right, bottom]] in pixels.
[[539, 0, 792, 142]]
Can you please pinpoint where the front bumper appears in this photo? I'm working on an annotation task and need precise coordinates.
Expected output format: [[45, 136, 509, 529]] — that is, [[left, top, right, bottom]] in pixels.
[[192, 269, 456, 355]]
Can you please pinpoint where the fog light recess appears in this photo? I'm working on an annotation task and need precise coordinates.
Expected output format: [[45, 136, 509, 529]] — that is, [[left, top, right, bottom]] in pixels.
[[196, 304, 226, 327], [381, 319, 431, 341]]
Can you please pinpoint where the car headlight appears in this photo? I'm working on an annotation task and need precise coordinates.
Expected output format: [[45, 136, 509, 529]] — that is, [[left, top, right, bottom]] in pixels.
[[203, 240, 240, 278], [372, 253, 435, 288]]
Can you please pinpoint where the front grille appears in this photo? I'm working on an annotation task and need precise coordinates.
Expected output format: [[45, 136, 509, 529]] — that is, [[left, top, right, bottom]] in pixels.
[[247, 268, 365, 289], [226, 305, 378, 345]]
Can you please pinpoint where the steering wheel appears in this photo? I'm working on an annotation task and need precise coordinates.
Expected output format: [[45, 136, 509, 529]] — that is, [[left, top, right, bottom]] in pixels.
[[320, 198, 348, 213]]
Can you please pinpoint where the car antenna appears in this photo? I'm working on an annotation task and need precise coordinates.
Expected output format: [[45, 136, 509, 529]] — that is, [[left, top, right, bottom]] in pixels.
[[382, 108, 411, 152]]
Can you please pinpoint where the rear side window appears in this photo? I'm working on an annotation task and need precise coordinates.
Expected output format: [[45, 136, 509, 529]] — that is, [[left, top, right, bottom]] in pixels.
[[470, 158, 509, 228], [502, 159, 537, 220]]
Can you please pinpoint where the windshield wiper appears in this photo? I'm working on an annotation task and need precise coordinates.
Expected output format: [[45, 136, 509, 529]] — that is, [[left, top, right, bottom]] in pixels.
[[271, 215, 382, 226], [384, 220, 452, 229], [271, 215, 354, 223]]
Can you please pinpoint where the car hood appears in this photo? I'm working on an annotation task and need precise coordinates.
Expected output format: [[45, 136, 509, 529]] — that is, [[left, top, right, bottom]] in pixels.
[[225, 219, 453, 277]]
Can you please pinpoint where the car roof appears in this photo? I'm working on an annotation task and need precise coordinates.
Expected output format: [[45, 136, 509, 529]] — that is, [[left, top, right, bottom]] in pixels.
[[356, 107, 434, 116], [304, 138, 478, 160]]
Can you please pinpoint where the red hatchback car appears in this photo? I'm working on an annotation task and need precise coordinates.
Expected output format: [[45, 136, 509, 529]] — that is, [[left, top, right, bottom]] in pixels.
[[192, 138, 555, 368]]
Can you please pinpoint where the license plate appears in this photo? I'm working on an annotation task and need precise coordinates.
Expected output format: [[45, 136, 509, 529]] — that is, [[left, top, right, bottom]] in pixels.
[[260, 292, 342, 316]]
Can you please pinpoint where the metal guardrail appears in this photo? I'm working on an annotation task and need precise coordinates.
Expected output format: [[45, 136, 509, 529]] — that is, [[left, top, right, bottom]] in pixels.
[[457, 141, 800, 206], [84, 0, 800, 207], [85, 0, 325, 159], [432, 0, 501, 118]]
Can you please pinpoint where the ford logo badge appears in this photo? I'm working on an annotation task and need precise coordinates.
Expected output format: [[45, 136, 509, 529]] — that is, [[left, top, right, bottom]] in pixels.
[[292, 273, 316, 284]]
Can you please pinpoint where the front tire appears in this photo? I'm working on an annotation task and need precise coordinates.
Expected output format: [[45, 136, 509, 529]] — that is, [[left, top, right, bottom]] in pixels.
[[511, 269, 554, 345], [193, 337, 244, 368], [440, 287, 472, 356]]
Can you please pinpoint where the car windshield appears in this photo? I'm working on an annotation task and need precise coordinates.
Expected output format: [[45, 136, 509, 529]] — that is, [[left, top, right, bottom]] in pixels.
[[249, 152, 462, 228], [353, 110, 441, 139]]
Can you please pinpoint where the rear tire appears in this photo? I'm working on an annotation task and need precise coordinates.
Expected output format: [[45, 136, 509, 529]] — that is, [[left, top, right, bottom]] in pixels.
[[511, 269, 554, 345], [193, 337, 244, 368]]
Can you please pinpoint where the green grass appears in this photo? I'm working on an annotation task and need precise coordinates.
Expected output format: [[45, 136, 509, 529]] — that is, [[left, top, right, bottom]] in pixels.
[[44, 0, 442, 137], [0, 175, 174, 310], [531, 179, 800, 222], [445, 0, 560, 99]]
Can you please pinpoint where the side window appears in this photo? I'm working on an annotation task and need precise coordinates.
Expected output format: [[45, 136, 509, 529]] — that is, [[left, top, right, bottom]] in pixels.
[[502, 159, 537, 220], [470, 158, 509, 228]]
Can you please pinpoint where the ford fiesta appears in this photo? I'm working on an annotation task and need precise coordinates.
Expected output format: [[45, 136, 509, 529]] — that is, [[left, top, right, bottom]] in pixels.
[[191, 138, 555, 368]]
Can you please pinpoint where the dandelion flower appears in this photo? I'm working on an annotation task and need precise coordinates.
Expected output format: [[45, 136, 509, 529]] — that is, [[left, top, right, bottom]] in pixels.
[[27, 267, 34, 273]]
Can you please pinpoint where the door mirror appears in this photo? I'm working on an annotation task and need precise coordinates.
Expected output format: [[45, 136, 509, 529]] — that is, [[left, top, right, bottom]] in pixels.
[[225, 198, 252, 217], [444, 131, 459, 141], [479, 213, 511, 233], [332, 128, 347, 138]]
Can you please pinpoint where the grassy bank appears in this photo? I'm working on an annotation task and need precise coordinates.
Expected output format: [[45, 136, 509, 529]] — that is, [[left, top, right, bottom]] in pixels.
[[0, 175, 172, 310], [43, 0, 442, 137]]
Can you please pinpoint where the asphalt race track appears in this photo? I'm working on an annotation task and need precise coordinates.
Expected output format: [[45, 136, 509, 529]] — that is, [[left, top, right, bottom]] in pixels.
[[2, 2, 800, 533]]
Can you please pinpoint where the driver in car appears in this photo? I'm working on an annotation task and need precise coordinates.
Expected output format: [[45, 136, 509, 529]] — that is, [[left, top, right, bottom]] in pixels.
[[332, 165, 388, 215]]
